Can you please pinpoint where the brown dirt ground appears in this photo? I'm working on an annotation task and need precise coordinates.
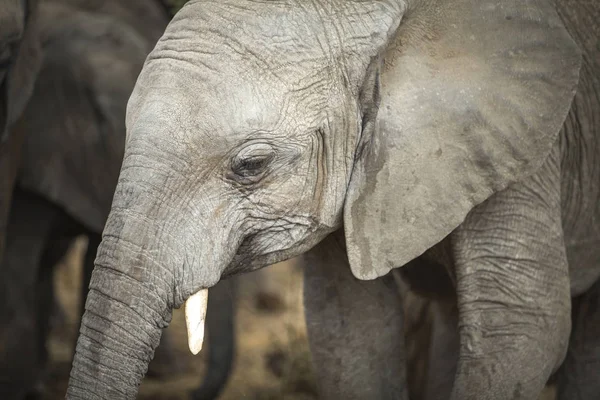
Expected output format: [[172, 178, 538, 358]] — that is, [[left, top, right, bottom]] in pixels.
[[42, 237, 556, 400]]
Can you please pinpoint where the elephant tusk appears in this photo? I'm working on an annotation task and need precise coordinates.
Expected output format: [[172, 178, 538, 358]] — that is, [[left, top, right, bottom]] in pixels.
[[185, 289, 209, 355]]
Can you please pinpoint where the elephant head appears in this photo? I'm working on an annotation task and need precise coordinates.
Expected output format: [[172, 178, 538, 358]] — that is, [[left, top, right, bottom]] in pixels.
[[67, 0, 580, 398], [16, 0, 162, 234]]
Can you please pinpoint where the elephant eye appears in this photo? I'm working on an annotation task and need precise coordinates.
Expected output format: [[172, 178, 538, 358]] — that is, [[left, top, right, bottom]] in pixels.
[[233, 155, 272, 176], [229, 143, 276, 184]]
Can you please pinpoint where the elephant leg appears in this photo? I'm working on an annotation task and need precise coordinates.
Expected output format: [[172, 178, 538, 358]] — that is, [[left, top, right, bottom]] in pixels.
[[422, 300, 458, 400], [35, 251, 58, 371], [0, 189, 61, 399], [396, 257, 458, 400], [302, 231, 408, 400], [191, 279, 236, 400], [556, 278, 600, 400], [399, 286, 433, 400], [36, 234, 74, 367], [450, 146, 571, 400]]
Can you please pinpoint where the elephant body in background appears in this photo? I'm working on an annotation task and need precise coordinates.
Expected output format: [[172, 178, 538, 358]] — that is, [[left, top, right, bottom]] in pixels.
[[0, 1, 158, 397], [0, 188, 102, 399], [64, 0, 598, 399], [0, 0, 41, 261], [0, 3, 43, 394], [0, 1, 235, 399]]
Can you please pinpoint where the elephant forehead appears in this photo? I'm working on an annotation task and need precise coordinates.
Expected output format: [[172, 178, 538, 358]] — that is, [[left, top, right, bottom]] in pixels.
[[127, 63, 293, 142], [156, 0, 339, 85]]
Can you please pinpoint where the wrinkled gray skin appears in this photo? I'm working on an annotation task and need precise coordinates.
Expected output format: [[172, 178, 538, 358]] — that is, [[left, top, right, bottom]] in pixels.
[[0, 0, 41, 262], [0, 1, 235, 399], [388, 1, 600, 398], [65, 0, 598, 399]]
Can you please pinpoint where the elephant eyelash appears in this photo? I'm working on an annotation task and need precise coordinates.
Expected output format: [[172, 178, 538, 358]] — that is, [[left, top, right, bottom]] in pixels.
[[234, 155, 271, 175], [228, 152, 275, 185]]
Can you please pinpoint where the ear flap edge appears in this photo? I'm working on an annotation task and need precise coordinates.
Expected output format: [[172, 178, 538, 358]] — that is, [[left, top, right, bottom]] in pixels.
[[343, 0, 581, 280]]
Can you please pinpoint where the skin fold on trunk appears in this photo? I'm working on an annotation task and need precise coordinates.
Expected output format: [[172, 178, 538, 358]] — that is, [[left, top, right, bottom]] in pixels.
[[67, 146, 231, 398], [67, 212, 175, 399]]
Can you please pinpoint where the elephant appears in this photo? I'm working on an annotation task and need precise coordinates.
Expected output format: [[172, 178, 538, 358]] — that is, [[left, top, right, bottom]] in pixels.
[[0, 0, 41, 261], [0, 1, 235, 399], [394, 259, 459, 400], [65, 0, 599, 399]]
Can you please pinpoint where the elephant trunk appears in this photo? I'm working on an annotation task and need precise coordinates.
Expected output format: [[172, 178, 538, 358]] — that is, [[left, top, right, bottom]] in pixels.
[[66, 154, 231, 398], [66, 231, 173, 399]]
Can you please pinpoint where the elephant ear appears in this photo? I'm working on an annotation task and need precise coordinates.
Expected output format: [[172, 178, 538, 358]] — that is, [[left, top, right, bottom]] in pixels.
[[343, 0, 581, 280], [17, 3, 152, 233]]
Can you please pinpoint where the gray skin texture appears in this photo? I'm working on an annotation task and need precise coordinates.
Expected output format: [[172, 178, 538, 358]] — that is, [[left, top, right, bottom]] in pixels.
[[1, 2, 235, 399], [0, 0, 41, 262], [393, 1, 600, 399], [63, 0, 596, 399]]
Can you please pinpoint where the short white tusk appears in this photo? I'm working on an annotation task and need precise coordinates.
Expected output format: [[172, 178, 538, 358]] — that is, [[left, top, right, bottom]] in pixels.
[[185, 289, 209, 355]]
